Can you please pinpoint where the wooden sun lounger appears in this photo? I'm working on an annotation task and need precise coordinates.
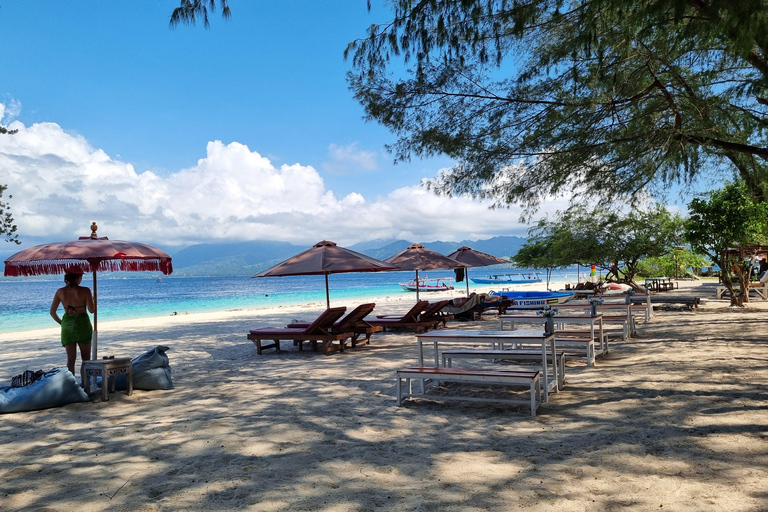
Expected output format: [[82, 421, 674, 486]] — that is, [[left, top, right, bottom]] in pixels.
[[286, 303, 382, 348], [366, 301, 439, 333], [248, 307, 351, 356]]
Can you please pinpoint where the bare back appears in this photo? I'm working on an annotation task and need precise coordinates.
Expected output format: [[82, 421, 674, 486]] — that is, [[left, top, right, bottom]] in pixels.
[[54, 285, 94, 316]]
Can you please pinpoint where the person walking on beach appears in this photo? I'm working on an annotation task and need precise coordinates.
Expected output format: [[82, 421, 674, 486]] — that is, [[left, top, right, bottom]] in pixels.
[[50, 272, 95, 375]]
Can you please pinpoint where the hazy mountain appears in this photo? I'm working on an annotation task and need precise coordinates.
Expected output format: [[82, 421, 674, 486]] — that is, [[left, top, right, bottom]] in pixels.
[[163, 236, 526, 276]]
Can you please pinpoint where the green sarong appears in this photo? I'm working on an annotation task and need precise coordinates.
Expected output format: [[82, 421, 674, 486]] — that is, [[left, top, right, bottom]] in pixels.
[[61, 313, 92, 347]]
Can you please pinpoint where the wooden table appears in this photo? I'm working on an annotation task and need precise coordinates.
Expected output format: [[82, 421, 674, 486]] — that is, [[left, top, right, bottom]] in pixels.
[[81, 357, 133, 402], [499, 313, 605, 344], [645, 277, 676, 292], [414, 329, 558, 401], [554, 302, 640, 335]]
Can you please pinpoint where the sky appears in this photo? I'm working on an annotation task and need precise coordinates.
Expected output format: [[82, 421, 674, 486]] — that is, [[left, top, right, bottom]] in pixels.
[[0, 1, 582, 257]]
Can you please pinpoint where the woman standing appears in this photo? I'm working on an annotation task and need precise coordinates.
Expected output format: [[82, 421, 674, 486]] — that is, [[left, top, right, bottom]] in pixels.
[[50, 272, 95, 375]]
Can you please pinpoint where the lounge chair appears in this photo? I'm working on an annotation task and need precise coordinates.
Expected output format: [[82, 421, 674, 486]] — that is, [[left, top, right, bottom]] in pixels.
[[419, 299, 454, 328], [247, 307, 350, 356], [442, 293, 483, 319], [365, 300, 437, 333], [286, 303, 381, 348]]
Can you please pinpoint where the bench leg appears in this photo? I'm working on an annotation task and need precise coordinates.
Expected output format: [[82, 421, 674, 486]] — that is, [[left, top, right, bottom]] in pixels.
[[396, 375, 403, 405], [101, 372, 109, 402]]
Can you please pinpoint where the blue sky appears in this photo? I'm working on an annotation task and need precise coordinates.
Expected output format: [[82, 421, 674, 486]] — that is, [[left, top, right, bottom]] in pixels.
[[0, 1, 611, 255]]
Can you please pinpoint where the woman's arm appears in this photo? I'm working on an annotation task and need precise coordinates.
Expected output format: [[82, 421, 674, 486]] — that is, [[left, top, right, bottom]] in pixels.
[[50, 291, 62, 324], [85, 287, 95, 313]]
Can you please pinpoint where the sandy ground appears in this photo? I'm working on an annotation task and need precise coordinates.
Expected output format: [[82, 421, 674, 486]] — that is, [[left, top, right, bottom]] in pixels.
[[1, 280, 768, 511]]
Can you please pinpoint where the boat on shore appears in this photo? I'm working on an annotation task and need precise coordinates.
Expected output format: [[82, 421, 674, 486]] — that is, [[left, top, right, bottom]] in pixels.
[[400, 277, 455, 292], [470, 273, 542, 285], [488, 290, 573, 309]]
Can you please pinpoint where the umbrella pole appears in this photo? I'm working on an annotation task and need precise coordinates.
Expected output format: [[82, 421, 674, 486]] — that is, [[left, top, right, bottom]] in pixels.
[[325, 274, 330, 309], [466, 268, 470, 296], [92, 270, 98, 360], [415, 269, 420, 302]]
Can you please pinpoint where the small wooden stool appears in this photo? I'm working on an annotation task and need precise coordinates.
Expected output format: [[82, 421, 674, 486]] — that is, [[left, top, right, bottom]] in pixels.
[[81, 357, 133, 401]]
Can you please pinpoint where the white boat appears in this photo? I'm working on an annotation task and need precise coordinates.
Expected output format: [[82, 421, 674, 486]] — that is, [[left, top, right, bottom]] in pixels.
[[470, 273, 542, 285], [400, 277, 454, 292], [488, 290, 574, 309]]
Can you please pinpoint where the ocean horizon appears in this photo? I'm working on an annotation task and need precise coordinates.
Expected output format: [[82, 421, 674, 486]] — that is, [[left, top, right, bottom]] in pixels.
[[0, 268, 584, 334]]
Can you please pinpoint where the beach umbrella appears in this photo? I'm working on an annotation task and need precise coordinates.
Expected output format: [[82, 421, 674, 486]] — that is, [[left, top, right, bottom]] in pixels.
[[446, 245, 509, 295], [252, 240, 399, 308], [383, 243, 467, 302], [3, 222, 173, 359]]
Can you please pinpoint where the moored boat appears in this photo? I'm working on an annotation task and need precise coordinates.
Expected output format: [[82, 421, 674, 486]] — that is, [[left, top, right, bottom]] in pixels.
[[470, 273, 542, 285], [400, 277, 455, 292], [488, 290, 573, 309]]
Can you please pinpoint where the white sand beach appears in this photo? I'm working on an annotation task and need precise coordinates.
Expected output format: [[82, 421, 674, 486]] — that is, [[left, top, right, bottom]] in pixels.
[[2, 280, 768, 511]]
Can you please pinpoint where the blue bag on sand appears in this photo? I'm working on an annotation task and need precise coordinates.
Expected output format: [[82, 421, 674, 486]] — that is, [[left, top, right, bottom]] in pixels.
[[113, 345, 174, 391], [0, 367, 89, 413]]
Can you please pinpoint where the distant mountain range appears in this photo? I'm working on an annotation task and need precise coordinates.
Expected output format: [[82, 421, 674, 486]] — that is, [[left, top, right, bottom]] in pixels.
[[169, 236, 527, 277]]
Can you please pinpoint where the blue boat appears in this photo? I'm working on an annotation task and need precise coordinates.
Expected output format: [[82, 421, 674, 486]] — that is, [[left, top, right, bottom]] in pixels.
[[470, 273, 542, 285], [488, 290, 574, 309]]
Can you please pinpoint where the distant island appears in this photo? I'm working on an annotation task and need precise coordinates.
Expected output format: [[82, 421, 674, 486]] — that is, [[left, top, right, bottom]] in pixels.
[[168, 236, 525, 277]]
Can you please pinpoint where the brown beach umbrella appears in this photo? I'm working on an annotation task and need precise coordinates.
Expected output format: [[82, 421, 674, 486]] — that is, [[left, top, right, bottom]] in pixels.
[[3, 222, 173, 359], [446, 245, 509, 295], [252, 240, 399, 308], [383, 243, 467, 302]]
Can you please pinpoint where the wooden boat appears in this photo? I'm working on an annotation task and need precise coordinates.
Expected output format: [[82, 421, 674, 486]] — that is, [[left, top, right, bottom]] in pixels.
[[470, 273, 542, 285], [488, 290, 573, 309], [400, 277, 455, 292]]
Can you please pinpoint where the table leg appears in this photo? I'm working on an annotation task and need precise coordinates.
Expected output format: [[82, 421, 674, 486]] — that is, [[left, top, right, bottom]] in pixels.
[[550, 336, 558, 394], [417, 339, 424, 366], [101, 371, 109, 402], [598, 318, 605, 354], [541, 338, 549, 402]]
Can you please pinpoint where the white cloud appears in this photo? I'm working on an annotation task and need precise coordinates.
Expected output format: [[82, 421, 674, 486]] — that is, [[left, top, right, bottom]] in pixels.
[[0, 115, 569, 249], [0, 97, 21, 124], [322, 142, 379, 174]]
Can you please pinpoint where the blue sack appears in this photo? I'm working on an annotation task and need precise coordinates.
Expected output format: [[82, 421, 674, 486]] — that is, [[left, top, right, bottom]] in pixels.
[[113, 345, 174, 391], [0, 367, 89, 413]]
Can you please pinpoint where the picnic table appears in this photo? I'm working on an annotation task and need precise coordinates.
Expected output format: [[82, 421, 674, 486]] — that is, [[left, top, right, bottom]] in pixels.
[[414, 328, 559, 401], [644, 277, 677, 293]]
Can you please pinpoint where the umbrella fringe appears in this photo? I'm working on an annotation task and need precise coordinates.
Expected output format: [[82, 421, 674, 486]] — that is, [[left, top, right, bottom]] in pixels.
[[4, 259, 172, 277]]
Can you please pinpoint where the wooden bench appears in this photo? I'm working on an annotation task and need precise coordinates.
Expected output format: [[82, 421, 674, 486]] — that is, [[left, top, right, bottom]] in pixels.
[[638, 295, 701, 309], [600, 316, 629, 340], [441, 349, 567, 389], [717, 284, 768, 301], [493, 332, 597, 366], [396, 367, 542, 416], [554, 330, 604, 363]]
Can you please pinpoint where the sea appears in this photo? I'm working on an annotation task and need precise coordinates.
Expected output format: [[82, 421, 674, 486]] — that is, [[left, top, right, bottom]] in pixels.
[[0, 268, 582, 334]]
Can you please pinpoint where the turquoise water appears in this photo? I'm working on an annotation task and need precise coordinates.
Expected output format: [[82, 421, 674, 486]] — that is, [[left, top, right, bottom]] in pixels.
[[0, 269, 576, 334]]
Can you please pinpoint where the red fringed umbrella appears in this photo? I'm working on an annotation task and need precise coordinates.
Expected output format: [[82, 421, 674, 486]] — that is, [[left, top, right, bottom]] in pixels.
[[4, 222, 173, 359]]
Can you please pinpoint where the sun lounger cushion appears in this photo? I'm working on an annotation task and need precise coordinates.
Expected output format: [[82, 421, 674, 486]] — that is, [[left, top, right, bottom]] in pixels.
[[0, 367, 89, 413], [111, 345, 174, 391]]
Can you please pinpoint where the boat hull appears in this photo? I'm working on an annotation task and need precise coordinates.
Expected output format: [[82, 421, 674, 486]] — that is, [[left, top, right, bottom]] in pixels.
[[400, 284, 455, 292], [489, 290, 573, 309], [470, 277, 541, 284], [400, 277, 454, 292]]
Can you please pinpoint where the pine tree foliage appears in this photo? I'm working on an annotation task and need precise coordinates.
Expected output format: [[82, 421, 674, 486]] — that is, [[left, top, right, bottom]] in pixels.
[[169, 0, 231, 29], [347, 1, 768, 216], [0, 185, 19, 244]]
